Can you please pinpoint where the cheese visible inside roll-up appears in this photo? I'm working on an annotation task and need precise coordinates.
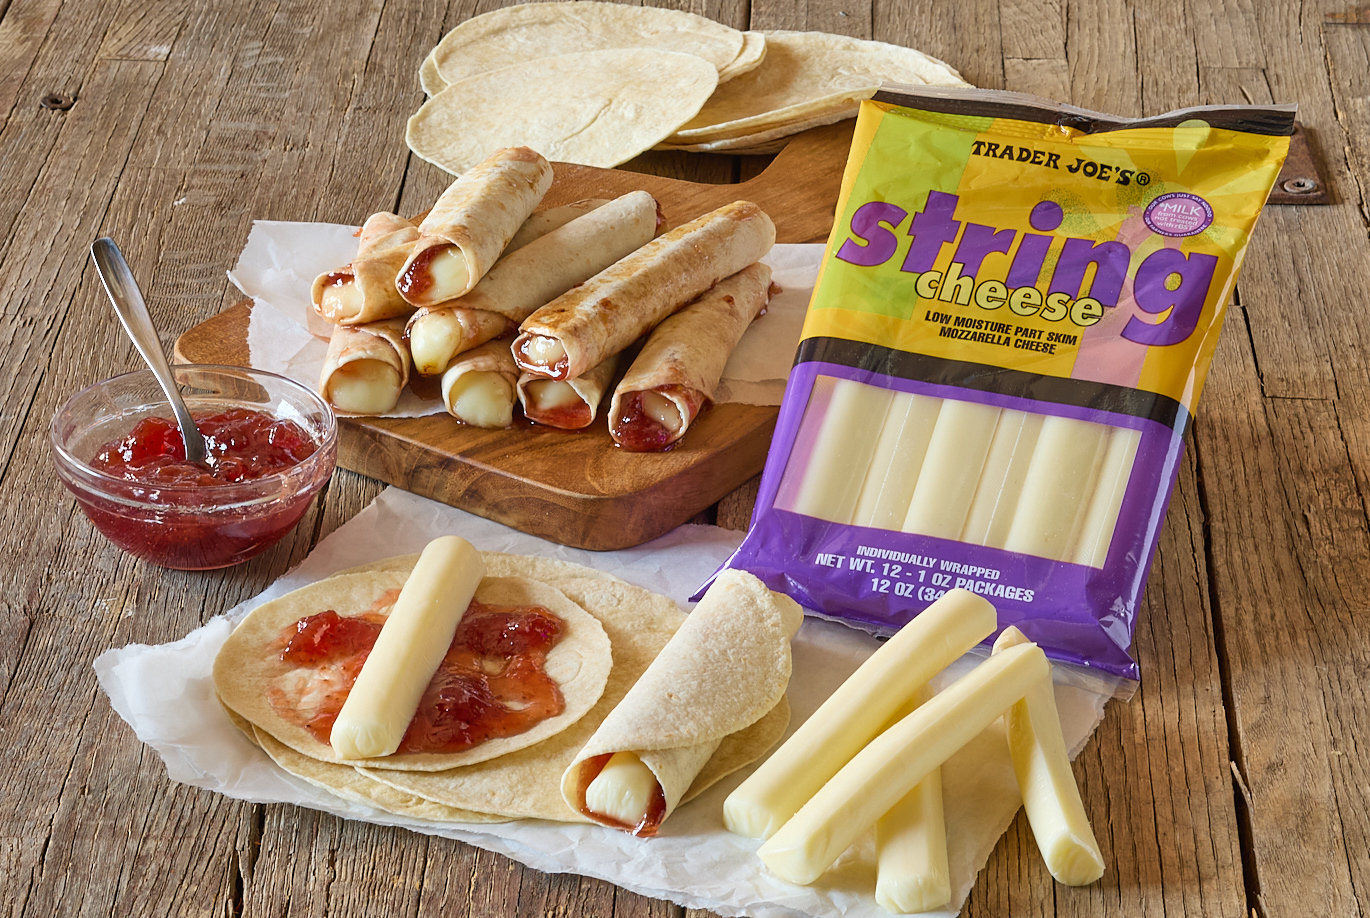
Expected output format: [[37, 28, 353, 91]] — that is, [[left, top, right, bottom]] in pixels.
[[609, 263, 772, 451], [439, 339, 519, 428], [318, 318, 410, 415], [562, 569, 802, 836], [311, 212, 421, 326], [330, 536, 485, 759], [396, 146, 553, 306], [405, 305, 512, 376], [459, 191, 660, 324], [518, 353, 620, 430], [513, 200, 775, 380]]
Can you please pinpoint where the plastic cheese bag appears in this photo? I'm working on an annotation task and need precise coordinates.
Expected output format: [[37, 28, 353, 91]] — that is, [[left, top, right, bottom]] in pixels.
[[712, 86, 1294, 683]]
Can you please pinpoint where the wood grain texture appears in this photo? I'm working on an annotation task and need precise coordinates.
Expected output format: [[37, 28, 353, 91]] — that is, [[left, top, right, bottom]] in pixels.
[[2, 0, 1368, 916]]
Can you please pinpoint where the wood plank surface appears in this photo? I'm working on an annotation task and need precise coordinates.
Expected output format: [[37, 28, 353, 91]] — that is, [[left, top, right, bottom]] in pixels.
[[1, 0, 1367, 916]]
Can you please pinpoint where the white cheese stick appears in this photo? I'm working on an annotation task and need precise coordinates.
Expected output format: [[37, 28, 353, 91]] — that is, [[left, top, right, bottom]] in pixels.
[[723, 588, 995, 840], [851, 392, 943, 530], [1067, 426, 1141, 567], [1001, 415, 1109, 560], [992, 627, 1105, 886], [874, 687, 951, 914], [583, 751, 660, 827], [784, 377, 893, 523], [959, 410, 1044, 548], [902, 399, 1002, 538], [756, 641, 1049, 886], [329, 536, 485, 759], [439, 339, 519, 428]]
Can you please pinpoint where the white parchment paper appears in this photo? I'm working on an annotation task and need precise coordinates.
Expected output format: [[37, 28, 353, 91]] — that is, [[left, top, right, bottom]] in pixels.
[[94, 487, 1107, 918], [228, 220, 815, 416]]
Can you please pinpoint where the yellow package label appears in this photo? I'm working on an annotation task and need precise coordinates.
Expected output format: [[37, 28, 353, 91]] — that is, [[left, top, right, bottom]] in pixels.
[[804, 96, 1290, 411]]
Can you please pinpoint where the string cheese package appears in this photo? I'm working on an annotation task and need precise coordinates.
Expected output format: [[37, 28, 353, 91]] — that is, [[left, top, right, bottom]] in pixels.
[[711, 86, 1293, 681]]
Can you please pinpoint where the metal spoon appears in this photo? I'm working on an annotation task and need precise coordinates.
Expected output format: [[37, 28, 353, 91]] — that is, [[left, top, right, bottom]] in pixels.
[[91, 237, 210, 466]]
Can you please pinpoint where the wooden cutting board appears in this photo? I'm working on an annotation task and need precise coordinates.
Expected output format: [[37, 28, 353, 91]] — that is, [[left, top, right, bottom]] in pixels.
[[174, 122, 854, 550]]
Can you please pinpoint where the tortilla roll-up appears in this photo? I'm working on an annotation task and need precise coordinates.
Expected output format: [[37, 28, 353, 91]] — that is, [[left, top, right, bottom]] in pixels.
[[312, 212, 421, 326], [875, 688, 951, 915], [406, 305, 512, 376], [459, 191, 660, 324], [756, 641, 1049, 886], [513, 200, 776, 380], [562, 569, 802, 836], [723, 588, 995, 840], [518, 353, 620, 430], [319, 318, 410, 415], [992, 627, 1105, 885], [505, 198, 610, 254], [440, 339, 519, 429], [396, 146, 553, 307], [608, 262, 771, 451]]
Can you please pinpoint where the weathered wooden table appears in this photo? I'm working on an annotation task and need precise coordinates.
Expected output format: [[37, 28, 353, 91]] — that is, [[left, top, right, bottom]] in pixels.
[[4, 1, 1368, 915]]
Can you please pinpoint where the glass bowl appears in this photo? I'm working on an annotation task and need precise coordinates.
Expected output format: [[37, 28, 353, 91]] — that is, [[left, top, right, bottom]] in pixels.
[[51, 365, 337, 570]]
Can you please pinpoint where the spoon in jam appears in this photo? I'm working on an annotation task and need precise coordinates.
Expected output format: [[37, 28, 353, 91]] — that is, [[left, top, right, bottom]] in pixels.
[[91, 237, 210, 466]]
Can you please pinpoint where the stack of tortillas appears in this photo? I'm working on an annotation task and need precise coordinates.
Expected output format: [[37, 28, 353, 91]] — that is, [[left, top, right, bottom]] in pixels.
[[407, 3, 969, 174]]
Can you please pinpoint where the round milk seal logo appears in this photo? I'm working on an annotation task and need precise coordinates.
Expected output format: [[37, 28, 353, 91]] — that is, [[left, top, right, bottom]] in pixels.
[[1144, 192, 1213, 237]]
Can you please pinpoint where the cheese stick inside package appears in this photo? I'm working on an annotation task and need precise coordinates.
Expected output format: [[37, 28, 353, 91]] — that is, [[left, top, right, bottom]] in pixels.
[[396, 145, 553, 307], [561, 569, 802, 836], [711, 86, 1294, 681], [609, 262, 773, 451], [513, 199, 776, 381]]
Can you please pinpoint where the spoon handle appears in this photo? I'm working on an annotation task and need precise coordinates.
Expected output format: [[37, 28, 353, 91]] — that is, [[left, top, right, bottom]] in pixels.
[[91, 238, 210, 466]]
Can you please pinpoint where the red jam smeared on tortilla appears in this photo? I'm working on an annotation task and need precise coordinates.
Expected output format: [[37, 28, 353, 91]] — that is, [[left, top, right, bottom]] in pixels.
[[91, 409, 318, 485], [274, 600, 567, 755], [575, 751, 668, 837], [611, 386, 705, 452], [396, 244, 444, 301]]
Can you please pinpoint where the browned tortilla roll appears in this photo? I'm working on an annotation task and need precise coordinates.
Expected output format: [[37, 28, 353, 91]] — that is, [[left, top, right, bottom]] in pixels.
[[396, 147, 553, 307], [518, 353, 620, 430], [318, 318, 410, 415], [457, 191, 659, 324], [609, 262, 773, 452], [511, 200, 776, 381], [439, 339, 519, 429], [505, 198, 610, 253], [561, 569, 802, 836], [405, 305, 512, 376], [311, 213, 421, 326]]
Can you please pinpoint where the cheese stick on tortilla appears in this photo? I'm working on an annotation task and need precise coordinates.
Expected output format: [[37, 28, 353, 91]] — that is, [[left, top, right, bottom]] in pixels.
[[513, 200, 776, 380], [440, 339, 520, 429], [609, 262, 771, 451], [312, 213, 421, 326], [406, 305, 512, 376], [518, 353, 620, 430], [562, 569, 802, 836], [396, 146, 553, 307], [319, 318, 410, 415], [458, 190, 660, 324]]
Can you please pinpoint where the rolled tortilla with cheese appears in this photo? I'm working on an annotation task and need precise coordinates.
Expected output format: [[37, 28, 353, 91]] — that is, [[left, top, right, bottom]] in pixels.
[[561, 569, 802, 836], [458, 190, 660, 324], [608, 262, 772, 451], [406, 305, 512, 376], [396, 146, 553, 307], [440, 339, 520, 429], [518, 353, 620, 430], [505, 198, 610, 254], [311, 212, 421, 326], [512, 200, 776, 381], [319, 318, 411, 415]]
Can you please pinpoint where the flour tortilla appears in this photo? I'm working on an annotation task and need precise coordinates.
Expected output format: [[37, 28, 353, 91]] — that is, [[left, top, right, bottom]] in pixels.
[[311, 212, 419, 326], [668, 30, 969, 144], [213, 571, 612, 772], [512, 200, 775, 381], [363, 577, 790, 823], [318, 318, 410, 415], [440, 339, 520, 429], [407, 49, 718, 176], [421, 2, 748, 95], [609, 263, 772, 451], [561, 569, 801, 832]]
